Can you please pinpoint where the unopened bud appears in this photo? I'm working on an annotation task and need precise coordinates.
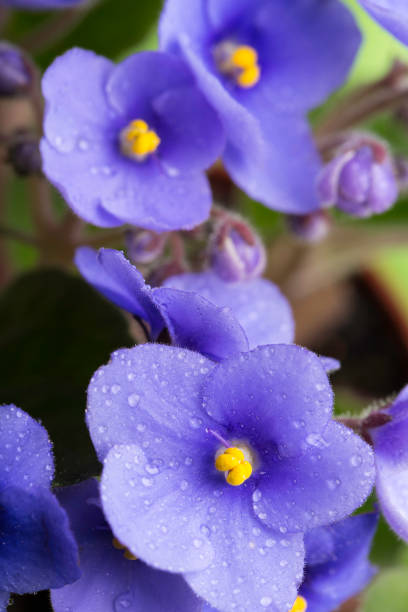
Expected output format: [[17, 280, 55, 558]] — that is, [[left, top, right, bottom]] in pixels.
[[7, 131, 42, 175], [0, 42, 31, 97], [287, 210, 330, 243], [125, 230, 167, 264], [317, 135, 398, 218], [210, 215, 265, 282]]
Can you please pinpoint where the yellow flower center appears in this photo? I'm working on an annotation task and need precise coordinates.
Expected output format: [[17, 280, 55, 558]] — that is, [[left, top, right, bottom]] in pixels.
[[119, 119, 161, 161], [215, 43, 261, 89], [112, 536, 138, 561], [290, 595, 308, 612], [215, 446, 253, 486]]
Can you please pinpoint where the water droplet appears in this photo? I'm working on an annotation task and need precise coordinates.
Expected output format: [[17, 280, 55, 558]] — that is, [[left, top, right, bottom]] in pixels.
[[260, 596, 272, 607], [78, 139, 89, 151], [128, 393, 140, 407], [350, 454, 362, 467]]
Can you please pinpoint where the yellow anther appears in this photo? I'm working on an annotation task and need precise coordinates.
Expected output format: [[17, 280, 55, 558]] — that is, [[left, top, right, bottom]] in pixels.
[[290, 595, 308, 612], [237, 65, 260, 88], [231, 45, 258, 69], [215, 447, 245, 472], [120, 118, 161, 161], [226, 461, 252, 486], [112, 537, 138, 561]]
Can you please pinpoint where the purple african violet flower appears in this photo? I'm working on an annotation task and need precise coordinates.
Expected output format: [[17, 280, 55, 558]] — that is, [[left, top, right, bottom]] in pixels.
[[0, 42, 31, 96], [209, 215, 266, 282], [369, 385, 408, 542], [1, 0, 85, 8], [87, 343, 375, 612], [163, 269, 293, 349], [0, 405, 80, 609], [41, 48, 225, 231], [159, 0, 360, 214], [317, 137, 398, 218], [75, 246, 248, 361], [358, 1, 408, 46], [51, 478, 203, 612], [300, 513, 377, 612]]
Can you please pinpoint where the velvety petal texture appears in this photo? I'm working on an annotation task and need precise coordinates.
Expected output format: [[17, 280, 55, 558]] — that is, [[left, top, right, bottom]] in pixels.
[[370, 385, 408, 542], [164, 271, 294, 348], [301, 513, 377, 612], [75, 247, 165, 340], [359, 0, 408, 45], [0, 405, 80, 598], [87, 343, 374, 611], [160, 0, 360, 214], [41, 48, 225, 231], [51, 479, 202, 612], [76, 248, 249, 358]]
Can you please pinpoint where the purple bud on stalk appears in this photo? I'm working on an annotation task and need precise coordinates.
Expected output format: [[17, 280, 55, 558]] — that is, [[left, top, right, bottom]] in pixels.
[[317, 135, 398, 218], [125, 230, 167, 265], [287, 210, 330, 243], [209, 215, 266, 282], [0, 42, 31, 97]]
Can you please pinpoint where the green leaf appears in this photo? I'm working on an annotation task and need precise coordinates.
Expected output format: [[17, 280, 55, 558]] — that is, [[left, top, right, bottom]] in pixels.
[[361, 568, 408, 612], [0, 268, 134, 484]]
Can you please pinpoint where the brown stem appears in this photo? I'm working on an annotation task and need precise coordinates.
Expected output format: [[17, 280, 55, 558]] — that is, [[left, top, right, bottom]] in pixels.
[[0, 166, 13, 288], [0, 224, 38, 246], [18, 7, 90, 56], [27, 175, 57, 237], [75, 227, 127, 249]]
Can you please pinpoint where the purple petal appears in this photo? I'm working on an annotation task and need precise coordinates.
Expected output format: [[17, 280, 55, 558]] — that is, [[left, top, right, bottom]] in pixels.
[[359, 0, 408, 45], [87, 344, 216, 462], [75, 247, 164, 339], [319, 356, 341, 374], [152, 286, 249, 361], [99, 164, 213, 232], [41, 48, 124, 227], [152, 86, 225, 174], [0, 404, 53, 489], [0, 593, 9, 612], [301, 513, 378, 612], [371, 386, 408, 541], [202, 345, 333, 458], [164, 271, 295, 348], [253, 422, 375, 533], [223, 113, 322, 214], [101, 444, 215, 572], [52, 479, 202, 612], [0, 486, 80, 594], [185, 495, 304, 612]]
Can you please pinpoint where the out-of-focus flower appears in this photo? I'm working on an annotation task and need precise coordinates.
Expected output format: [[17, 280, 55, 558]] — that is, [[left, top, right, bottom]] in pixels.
[[209, 215, 266, 282], [369, 385, 408, 542], [75, 247, 294, 358], [0, 42, 31, 96], [286, 211, 331, 243], [317, 136, 398, 218], [358, 1, 408, 46], [125, 230, 168, 265], [51, 479, 203, 612], [87, 343, 375, 611], [41, 49, 225, 231], [300, 513, 378, 612], [0, 405, 80, 609], [160, 0, 360, 214]]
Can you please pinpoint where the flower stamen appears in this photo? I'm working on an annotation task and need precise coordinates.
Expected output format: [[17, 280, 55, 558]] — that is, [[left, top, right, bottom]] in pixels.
[[215, 446, 253, 486], [215, 43, 261, 89], [120, 119, 161, 161], [112, 536, 138, 561], [290, 595, 308, 612]]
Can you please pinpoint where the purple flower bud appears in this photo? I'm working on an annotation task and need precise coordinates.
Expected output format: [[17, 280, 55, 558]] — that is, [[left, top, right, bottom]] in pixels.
[[287, 210, 330, 243], [7, 132, 42, 175], [209, 215, 266, 282], [0, 42, 31, 97], [318, 137, 398, 218], [125, 230, 167, 264]]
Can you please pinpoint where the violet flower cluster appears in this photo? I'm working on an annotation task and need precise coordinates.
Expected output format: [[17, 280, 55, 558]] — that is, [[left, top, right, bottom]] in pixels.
[[3, 0, 408, 611]]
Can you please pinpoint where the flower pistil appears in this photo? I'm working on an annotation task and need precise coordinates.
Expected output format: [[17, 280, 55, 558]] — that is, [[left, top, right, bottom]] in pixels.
[[215, 446, 253, 486]]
